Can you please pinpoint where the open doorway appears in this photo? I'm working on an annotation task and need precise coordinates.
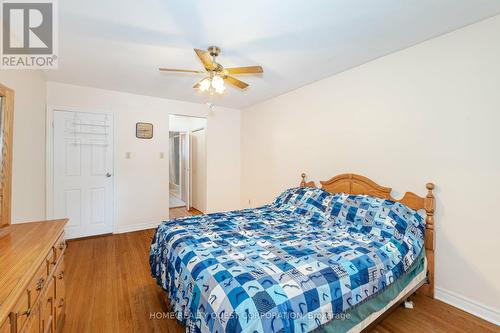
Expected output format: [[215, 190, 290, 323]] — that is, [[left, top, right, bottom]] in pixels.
[[169, 132, 185, 207], [169, 115, 207, 217]]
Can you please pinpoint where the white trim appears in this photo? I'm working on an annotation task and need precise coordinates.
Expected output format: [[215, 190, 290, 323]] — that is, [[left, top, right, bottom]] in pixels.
[[46, 105, 117, 235], [114, 220, 163, 234], [65, 228, 112, 240], [45, 105, 54, 218], [435, 287, 500, 325]]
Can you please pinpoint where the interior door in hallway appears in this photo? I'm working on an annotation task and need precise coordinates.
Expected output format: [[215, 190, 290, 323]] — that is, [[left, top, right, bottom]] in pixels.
[[53, 111, 114, 239]]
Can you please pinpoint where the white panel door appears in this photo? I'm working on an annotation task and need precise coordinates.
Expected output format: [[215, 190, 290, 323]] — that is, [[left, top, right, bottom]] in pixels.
[[53, 111, 114, 239]]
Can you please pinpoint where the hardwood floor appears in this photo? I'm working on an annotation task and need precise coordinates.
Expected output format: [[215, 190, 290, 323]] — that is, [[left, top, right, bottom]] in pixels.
[[63, 209, 499, 333], [169, 207, 202, 219], [372, 294, 500, 333]]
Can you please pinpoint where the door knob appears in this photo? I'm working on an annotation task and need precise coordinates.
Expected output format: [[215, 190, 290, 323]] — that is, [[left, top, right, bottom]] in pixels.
[[106, 172, 112, 178]]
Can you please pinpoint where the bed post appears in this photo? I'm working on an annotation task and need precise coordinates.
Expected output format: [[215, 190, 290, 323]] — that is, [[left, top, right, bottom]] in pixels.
[[300, 173, 316, 188], [420, 183, 435, 298], [300, 173, 307, 187]]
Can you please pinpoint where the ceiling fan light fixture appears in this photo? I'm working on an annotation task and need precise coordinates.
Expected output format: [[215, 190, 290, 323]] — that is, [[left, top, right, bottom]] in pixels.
[[211, 75, 225, 91], [161, 46, 262, 94], [199, 78, 211, 92], [215, 84, 226, 94]]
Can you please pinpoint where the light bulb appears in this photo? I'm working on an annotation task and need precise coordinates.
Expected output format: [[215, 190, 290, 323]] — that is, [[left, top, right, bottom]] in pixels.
[[211, 75, 224, 90], [199, 78, 210, 92], [215, 85, 226, 94]]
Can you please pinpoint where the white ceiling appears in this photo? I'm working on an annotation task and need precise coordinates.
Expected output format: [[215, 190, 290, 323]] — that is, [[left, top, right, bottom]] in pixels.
[[44, 0, 500, 109]]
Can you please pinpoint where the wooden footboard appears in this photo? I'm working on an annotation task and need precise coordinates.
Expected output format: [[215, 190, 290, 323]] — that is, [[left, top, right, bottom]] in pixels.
[[300, 173, 435, 298]]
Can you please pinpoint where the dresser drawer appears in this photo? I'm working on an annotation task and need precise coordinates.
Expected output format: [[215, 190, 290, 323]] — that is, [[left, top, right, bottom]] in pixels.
[[22, 302, 40, 333], [54, 257, 65, 329], [12, 290, 30, 331], [28, 261, 49, 306], [0, 317, 11, 333], [41, 277, 55, 333], [45, 247, 56, 276], [53, 233, 66, 263]]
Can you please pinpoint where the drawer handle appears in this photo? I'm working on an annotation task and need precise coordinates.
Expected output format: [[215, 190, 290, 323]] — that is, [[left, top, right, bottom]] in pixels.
[[58, 241, 66, 250], [58, 298, 65, 308], [36, 277, 45, 290], [58, 271, 64, 279]]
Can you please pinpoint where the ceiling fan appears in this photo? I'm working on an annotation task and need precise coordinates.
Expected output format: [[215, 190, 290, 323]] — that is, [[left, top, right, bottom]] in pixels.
[[159, 46, 263, 94]]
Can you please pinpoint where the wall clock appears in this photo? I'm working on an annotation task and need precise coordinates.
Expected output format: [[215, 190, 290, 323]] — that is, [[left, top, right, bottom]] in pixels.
[[136, 122, 153, 139]]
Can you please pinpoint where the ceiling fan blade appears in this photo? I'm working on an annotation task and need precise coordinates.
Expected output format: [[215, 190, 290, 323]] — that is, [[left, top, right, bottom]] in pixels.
[[159, 68, 205, 74], [225, 66, 263, 75], [193, 79, 204, 89], [224, 76, 249, 89], [194, 48, 215, 71]]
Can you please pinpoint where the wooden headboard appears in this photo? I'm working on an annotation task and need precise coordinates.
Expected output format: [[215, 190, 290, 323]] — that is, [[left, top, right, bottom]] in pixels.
[[300, 173, 436, 298]]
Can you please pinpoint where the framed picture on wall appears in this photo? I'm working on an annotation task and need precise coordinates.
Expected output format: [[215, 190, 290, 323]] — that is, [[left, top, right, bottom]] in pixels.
[[136, 122, 153, 139]]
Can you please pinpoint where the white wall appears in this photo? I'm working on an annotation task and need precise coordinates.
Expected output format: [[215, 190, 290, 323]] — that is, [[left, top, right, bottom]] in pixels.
[[47, 82, 240, 232], [169, 115, 206, 132], [0, 71, 47, 223], [241, 15, 500, 324]]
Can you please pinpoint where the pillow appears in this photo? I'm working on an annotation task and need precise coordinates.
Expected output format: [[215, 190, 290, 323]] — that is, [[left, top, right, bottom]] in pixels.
[[272, 187, 301, 207], [327, 194, 392, 224], [272, 187, 335, 223], [328, 194, 425, 241], [272, 187, 329, 209]]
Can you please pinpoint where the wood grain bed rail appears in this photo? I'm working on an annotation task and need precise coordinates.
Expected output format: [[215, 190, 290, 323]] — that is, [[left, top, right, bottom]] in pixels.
[[300, 173, 436, 298]]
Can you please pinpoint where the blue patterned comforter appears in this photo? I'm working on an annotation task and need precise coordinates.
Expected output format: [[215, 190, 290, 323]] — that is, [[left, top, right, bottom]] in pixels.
[[150, 187, 425, 333]]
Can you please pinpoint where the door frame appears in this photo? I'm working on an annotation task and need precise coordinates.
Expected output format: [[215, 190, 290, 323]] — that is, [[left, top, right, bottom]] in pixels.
[[168, 114, 208, 213], [45, 106, 116, 234], [190, 127, 206, 213], [169, 130, 191, 210], [180, 131, 191, 210]]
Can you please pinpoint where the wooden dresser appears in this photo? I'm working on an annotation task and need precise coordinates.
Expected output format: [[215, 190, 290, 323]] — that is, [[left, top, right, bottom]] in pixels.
[[0, 219, 67, 333]]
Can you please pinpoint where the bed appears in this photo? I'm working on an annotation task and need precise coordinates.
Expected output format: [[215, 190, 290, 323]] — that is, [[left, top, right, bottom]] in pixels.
[[150, 173, 435, 333]]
